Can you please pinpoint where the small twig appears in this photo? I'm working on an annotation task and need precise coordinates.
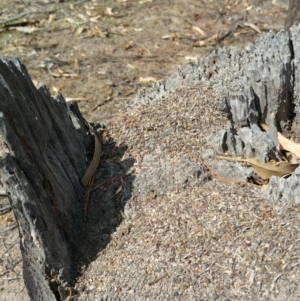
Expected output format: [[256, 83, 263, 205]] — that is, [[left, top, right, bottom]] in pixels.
[[81, 127, 101, 186], [125, 33, 152, 55], [291, 260, 300, 269], [198, 234, 244, 276], [0, 9, 56, 25], [84, 172, 96, 221], [91, 178, 113, 192], [270, 273, 282, 291], [148, 273, 168, 285], [218, 20, 243, 42], [74, 0, 88, 5], [0, 205, 11, 215], [4, 276, 22, 281], [183, 148, 254, 186], [183, 149, 214, 175], [0, 224, 17, 233], [108, 182, 123, 201], [0, 241, 18, 261], [0, 12, 30, 25], [91, 97, 112, 111], [6, 259, 23, 275], [0, 271, 9, 277]]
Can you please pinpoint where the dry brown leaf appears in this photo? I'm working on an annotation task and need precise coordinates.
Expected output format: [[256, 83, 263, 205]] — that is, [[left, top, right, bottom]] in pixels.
[[285, 151, 299, 164], [12, 26, 38, 34], [162, 33, 177, 40], [63, 73, 79, 78], [124, 40, 135, 50], [106, 7, 116, 16], [139, 76, 157, 83], [86, 9, 92, 17], [133, 27, 144, 32], [64, 18, 84, 25], [90, 15, 101, 22], [193, 33, 218, 47], [48, 70, 79, 77], [47, 14, 56, 24], [126, 63, 136, 69], [75, 26, 87, 36], [48, 67, 79, 78], [185, 56, 197, 61], [261, 123, 300, 159], [124, 87, 137, 97], [2, 45, 24, 53], [78, 13, 88, 21], [81, 132, 101, 186], [244, 22, 261, 34], [216, 155, 299, 180], [192, 25, 206, 36]]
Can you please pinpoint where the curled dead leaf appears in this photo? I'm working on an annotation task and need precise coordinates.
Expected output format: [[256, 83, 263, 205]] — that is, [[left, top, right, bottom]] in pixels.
[[261, 123, 300, 159], [81, 132, 101, 186], [285, 151, 299, 164], [216, 155, 299, 180]]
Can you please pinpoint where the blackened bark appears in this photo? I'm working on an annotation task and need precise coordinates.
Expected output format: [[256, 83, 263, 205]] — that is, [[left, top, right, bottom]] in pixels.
[[0, 55, 93, 301]]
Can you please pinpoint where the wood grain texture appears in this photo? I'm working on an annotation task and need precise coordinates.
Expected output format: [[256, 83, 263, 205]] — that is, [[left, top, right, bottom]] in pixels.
[[0, 55, 93, 301]]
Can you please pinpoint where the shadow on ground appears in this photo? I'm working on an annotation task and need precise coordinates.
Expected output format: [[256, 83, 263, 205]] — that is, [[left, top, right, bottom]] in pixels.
[[74, 133, 135, 275]]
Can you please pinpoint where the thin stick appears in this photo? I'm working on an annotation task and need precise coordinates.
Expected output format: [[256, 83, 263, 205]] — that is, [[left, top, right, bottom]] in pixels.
[[0, 9, 56, 25], [183, 148, 255, 186], [198, 234, 244, 276], [84, 172, 96, 221], [148, 273, 168, 286]]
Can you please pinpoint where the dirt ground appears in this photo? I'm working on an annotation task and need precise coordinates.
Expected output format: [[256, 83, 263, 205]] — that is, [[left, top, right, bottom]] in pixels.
[[0, 0, 290, 300]]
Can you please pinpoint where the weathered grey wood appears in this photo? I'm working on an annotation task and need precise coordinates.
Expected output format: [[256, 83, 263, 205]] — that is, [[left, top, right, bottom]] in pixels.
[[135, 30, 294, 130], [134, 25, 300, 205], [0, 55, 93, 300], [285, 0, 300, 30]]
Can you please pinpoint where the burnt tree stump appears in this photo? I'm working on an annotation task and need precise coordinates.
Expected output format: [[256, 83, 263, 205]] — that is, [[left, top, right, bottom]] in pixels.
[[4, 22, 300, 301], [0, 55, 94, 300]]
